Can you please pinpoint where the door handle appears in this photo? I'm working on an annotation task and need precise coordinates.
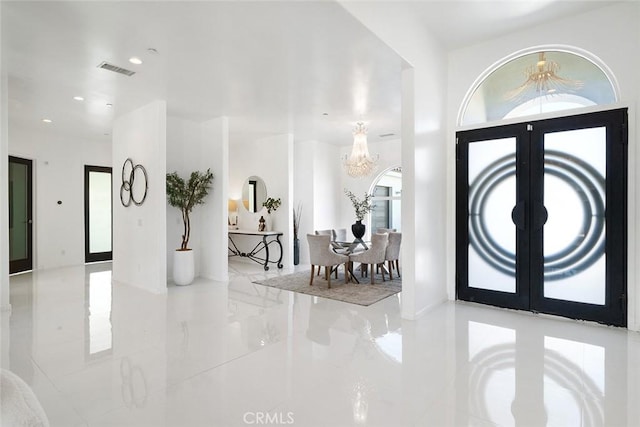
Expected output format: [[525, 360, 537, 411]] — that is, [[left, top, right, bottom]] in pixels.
[[532, 202, 548, 231], [511, 201, 526, 231]]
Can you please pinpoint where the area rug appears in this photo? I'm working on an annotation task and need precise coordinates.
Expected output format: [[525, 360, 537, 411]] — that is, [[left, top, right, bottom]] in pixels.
[[252, 270, 401, 306]]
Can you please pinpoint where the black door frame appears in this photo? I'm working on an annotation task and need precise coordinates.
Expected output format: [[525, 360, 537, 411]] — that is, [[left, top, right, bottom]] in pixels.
[[456, 108, 627, 326], [84, 165, 113, 263], [8, 156, 33, 274]]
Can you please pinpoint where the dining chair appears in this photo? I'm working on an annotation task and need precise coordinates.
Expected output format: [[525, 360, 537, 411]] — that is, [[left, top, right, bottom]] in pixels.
[[385, 232, 402, 279], [307, 234, 350, 288], [348, 233, 388, 285], [377, 228, 396, 234], [315, 229, 337, 277]]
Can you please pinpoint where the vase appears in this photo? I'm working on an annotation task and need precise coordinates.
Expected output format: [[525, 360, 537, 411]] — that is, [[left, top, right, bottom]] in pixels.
[[351, 220, 366, 239], [293, 238, 300, 265], [173, 249, 195, 286]]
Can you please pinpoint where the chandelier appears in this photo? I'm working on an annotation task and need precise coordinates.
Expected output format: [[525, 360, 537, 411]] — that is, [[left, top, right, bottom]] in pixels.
[[505, 52, 583, 102], [343, 122, 378, 178]]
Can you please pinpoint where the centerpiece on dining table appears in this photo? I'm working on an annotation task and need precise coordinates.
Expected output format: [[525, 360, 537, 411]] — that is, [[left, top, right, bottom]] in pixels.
[[344, 189, 373, 239]]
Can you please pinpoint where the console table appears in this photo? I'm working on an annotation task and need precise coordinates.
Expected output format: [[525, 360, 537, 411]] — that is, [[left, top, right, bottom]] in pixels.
[[228, 230, 284, 271]]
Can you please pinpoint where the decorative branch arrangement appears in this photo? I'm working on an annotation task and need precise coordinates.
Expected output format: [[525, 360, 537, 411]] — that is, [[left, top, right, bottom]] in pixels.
[[166, 169, 214, 250], [344, 189, 373, 221], [293, 203, 303, 240]]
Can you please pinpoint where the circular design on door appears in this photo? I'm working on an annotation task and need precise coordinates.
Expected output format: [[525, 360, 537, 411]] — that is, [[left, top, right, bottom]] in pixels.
[[469, 150, 605, 280]]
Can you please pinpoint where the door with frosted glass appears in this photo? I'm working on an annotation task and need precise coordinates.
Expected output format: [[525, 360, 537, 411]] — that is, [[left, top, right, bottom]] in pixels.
[[457, 109, 627, 326], [85, 166, 113, 263], [9, 156, 33, 273]]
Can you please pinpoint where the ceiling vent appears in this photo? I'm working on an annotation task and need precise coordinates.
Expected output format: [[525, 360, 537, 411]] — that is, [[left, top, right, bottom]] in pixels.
[[379, 133, 396, 138], [97, 61, 136, 77]]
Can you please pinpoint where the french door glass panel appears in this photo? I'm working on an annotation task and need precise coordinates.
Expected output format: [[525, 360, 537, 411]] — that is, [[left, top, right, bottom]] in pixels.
[[543, 128, 606, 305], [9, 156, 33, 273], [9, 161, 29, 261], [468, 137, 516, 293], [89, 171, 112, 253]]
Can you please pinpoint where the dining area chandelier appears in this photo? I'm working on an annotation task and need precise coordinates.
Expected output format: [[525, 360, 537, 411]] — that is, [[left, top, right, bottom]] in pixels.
[[343, 122, 379, 178]]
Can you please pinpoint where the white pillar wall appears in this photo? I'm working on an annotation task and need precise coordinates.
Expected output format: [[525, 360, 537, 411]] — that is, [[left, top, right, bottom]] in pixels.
[[0, 45, 10, 314], [200, 117, 229, 282], [112, 100, 167, 294], [340, 2, 450, 319]]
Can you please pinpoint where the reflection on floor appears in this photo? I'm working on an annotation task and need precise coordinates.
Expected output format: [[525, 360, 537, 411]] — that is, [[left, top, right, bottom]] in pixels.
[[3, 261, 640, 426]]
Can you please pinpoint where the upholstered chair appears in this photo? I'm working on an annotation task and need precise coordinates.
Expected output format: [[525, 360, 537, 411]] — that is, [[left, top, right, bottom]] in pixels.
[[385, 232, 402, 280], [315, 229, 337, 276], [376, 228, 396, 234], [333, 228, 347, 242], [348, 233, 389, 285], [330, 228, 349, 255], [307, 234, 350, 288]]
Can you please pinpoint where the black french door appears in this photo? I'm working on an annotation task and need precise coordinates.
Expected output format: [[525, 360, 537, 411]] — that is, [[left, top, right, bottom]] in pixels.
[[9, 156, 33, 273], [456, 109, 627, 326], [84, 165, 113, 263]]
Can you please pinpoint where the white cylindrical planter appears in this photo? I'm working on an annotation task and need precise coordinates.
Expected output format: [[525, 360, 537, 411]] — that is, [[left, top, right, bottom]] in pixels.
[[173, 249, 195, 286]]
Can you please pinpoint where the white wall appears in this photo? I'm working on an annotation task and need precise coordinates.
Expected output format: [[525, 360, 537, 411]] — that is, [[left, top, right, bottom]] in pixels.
[[112, 101, 167, 294], [313, 141, 342, 231], [200, 117, 229, 282], [293, 141, 316, 264], [340, 2, 449, 320], [7, 126, 111, 270], [446, 2, 640, 330], [1, 41, 9, 314], [229, 133, 293, 266]]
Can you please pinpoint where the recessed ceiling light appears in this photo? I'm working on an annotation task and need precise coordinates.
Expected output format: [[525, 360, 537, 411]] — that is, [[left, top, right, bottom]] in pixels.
[[147, 48, 158, 54], [129, 57, 143, 65], [73, 96, 84, 101], [322, 112, 329, 116], [42, 118, 52, 123], [106, 103, 113, 108]]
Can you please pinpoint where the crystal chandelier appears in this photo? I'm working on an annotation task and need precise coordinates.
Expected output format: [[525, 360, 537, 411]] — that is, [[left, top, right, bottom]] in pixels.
[[505, 52, 584, 102], [343, 122, 378, 178]]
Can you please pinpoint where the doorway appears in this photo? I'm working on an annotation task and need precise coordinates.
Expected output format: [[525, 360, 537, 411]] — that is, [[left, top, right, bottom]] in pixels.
[[456, 109, 627, 326], [84, 165, 113, 263], [8, 156, 33, 274]]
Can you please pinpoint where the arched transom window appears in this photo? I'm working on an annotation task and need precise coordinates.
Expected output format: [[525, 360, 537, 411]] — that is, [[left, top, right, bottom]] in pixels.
[[460, 49, 618, 126]]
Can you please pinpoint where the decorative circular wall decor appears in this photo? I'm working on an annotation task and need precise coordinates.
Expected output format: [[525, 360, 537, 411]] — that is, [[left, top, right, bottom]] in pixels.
[[120, 158, 148, 207]]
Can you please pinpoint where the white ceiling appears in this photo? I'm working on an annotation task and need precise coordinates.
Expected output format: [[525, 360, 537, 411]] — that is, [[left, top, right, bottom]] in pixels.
[[2, 1, 614, 147]]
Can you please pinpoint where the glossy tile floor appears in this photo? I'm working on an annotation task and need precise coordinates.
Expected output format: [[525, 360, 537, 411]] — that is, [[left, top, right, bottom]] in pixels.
[[3, 261, 640, 426]]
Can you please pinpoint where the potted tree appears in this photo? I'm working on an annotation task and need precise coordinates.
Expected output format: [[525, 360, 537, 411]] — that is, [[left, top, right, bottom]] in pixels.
[[166, 169, 214, 285]]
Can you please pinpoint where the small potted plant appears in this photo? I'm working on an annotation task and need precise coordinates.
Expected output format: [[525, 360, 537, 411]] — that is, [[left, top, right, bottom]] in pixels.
[[259, 197, 281, 231], [344, 189, 373, 239], [262, 197, 281, 214], [166, 169, 214, 285]]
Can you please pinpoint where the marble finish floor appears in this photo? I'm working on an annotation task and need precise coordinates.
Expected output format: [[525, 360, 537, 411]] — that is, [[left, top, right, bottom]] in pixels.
[[2, 261, 640, 426]]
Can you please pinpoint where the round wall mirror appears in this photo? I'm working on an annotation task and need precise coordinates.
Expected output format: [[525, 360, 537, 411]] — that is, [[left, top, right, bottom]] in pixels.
[[242, 176, 267, 213]]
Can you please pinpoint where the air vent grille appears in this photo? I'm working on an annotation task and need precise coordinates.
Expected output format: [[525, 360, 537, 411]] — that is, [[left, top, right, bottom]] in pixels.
[[379, 133, 395, 138], [97, 61, 136, 77]]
